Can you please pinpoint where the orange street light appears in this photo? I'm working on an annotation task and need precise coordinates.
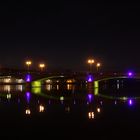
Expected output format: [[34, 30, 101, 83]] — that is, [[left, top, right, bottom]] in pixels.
[[26, 60, 32, 71], [96, 63, 101, 72], [39, 63, 45, 72], [87, 59, 94, 73]]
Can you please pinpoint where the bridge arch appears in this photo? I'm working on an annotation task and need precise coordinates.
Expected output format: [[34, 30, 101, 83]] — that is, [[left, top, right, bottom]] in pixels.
[[94, 76, 140, 95], [94, 76, 140, 87], [31, 75, 65, 87]]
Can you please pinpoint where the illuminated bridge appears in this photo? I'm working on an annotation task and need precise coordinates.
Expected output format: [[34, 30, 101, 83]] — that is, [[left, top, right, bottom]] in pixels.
[[94, 74, 140, 98], [31, 75, 77, 87], [30, 72, 140, 89]]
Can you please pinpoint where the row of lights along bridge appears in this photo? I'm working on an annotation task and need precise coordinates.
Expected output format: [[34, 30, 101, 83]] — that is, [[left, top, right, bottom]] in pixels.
[[25, 59, 101, 73], [25, 60, 46, 72], [87, 59, 101, 73]]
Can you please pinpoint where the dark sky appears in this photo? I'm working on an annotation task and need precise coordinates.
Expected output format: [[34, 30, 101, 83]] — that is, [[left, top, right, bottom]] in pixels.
[[0, 1, 140, 71]]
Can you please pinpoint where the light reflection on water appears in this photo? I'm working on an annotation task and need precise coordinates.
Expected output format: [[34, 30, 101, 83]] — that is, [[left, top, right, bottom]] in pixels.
[[0, 83, 139, 127], [0, 84, 24, 93], [0, 82, 139, 137], [0, 84, 102, 119], [44, 84, 76, 91]]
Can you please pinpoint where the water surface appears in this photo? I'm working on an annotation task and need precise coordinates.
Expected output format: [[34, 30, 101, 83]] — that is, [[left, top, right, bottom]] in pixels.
[[0, 83, 140, 138]]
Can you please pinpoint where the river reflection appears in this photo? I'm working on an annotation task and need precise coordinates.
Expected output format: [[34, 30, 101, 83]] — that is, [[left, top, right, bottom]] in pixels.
[[0, 84, 140, 137], [0, 84, 138, 117], [0, 84, 24, 93]]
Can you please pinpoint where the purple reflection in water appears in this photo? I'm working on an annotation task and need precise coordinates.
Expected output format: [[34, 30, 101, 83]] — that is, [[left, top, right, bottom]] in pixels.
[[87, 94, 93, 102], [18, 98, 20, 103], [26, 92, 31, 103], [128, 99, 133, 106], [48, 100, 51, 105]]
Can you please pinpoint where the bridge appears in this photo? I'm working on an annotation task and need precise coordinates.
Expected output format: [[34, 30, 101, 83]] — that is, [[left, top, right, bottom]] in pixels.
[[30, 71, 140, 87], [31, 75, 66, 87], [1, 71, 139, 89], [94, 74, 140, 98], [94, 76, 135, 88]]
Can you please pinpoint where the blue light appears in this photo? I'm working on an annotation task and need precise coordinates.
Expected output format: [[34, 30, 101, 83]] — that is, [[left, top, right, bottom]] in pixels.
[[127, 71, 133, 77], [87, 75, 93, 82], [26, 74, 31, 82], [87, 94, 93, 103], [88, 94, 92, 100], [26, 92, 31, 103], [128, 99, 133, 106], [26, 92, 30, 98]]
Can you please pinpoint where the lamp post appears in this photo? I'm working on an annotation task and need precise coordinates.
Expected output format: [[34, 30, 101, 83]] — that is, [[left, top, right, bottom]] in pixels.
[[96, 63, 101, 72], [26, 60, 32, 73], [39, 63, 45, 72], [87, 59, 94, 73]]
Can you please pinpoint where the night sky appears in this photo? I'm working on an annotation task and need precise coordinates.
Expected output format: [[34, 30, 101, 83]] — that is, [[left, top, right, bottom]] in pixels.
[[0, 1, 140, 71]]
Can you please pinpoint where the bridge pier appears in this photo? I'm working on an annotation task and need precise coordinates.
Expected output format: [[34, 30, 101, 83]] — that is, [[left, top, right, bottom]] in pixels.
[[25, 82, 32, 90], [87, 82, 94, 93]]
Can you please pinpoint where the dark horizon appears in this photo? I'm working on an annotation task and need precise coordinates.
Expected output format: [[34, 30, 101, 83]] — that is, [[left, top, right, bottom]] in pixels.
[[0, 1, 140, 71]]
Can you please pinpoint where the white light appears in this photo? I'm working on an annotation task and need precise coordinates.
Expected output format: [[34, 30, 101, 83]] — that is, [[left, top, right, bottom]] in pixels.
[[60, 96, 64, 101], [25, 109, 31, 115], [46, 79, 51, 83], [39, 105, 45, 112], [88, 112, 94, 119], [97, 108, 101, 113], [4, 78, 11, 83], [7, 94, 11, 99]]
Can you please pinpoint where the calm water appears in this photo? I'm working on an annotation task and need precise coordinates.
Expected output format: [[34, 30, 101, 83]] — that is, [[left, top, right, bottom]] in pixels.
[[0, 83, 140, 138]]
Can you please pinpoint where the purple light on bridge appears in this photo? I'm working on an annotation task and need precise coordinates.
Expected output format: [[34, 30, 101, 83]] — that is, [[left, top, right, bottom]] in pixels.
[[128, 99, 133, 106], [127, 71, 133, 77], [26, 74, 31, 82], [87, 75, 93, 82]]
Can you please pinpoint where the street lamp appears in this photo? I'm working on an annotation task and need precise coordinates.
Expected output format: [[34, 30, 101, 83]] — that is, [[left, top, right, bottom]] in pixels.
[[39, 63, 45, 72], [26, 60, 32, 72], [96, 63, 101, 72], [87, 59, 94, 73]]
